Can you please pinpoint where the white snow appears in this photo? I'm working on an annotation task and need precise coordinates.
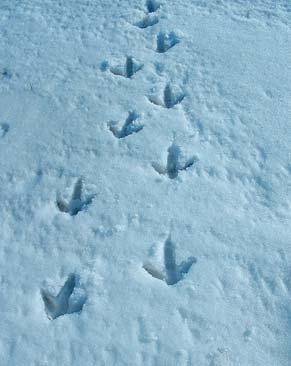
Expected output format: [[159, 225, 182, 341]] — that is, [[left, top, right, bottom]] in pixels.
[[0, 0, 291, 365]]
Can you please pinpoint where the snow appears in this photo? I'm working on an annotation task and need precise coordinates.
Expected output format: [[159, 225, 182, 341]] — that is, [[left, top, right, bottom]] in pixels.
[[0, 0, 291, 365]]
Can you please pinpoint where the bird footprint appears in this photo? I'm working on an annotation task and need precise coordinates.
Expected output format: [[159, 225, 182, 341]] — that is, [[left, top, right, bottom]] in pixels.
[[108, 111, 144, 139], [148, 84, 185, 109], [56, 178, 95, 216], [143, 236, 196, 285], [0, 123, 9, 138], [146, 0, 160, 13], [156, 31, 179, 53], [110, 56, 143, 78], [41, 274, 86, 320], [152, 142, 197, 179]]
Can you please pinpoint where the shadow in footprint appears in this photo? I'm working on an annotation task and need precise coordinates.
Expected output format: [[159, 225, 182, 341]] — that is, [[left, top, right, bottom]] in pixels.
[[148, 84, 185, 109], [108, 111, 144, 139], [156, 32, 179, 53], [56, 178, 94, 216], [41, 274, 86, 320], [0, 123, 9, 138], [110, 56, 143, 79], [152, 142, 197, 179], [163, 84, 184, 108], [146, 0, 160, 13], [135, 14, 159, 29], [100, 61, 109, 72], [1, 68, 12, 80], [143, 236, 196, 285]]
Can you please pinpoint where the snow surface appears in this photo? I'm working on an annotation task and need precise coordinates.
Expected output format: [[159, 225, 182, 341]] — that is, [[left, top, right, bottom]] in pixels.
[[0, 0, 291, 365]]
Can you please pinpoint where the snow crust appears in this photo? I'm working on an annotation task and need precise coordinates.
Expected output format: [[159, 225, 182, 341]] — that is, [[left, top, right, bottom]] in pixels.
[[0, 0, 290, 365]]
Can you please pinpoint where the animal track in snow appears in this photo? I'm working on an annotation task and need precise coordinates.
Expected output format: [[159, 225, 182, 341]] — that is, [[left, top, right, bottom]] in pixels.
[[110, 56, 143, 78], [143, 236, 197, 285], [41, 274, 86, 320], [152, 142, 197, 179], [148, 84, 185, 108], [146, 0, 160, 13], [0, 123, 9, 138], [108, 111, 144, 139], [1, 68, 12, 79], [135, 14, 159, 29], [56, 178, 94, 216], [156, 32, 179, 53]]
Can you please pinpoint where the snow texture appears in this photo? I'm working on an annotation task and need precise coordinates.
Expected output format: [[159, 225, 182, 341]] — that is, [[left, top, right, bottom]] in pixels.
[[0, 0, 291, 365]]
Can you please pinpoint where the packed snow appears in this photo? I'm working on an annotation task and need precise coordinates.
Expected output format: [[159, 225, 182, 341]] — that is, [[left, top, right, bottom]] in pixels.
[[0, 0, 290, 365]]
